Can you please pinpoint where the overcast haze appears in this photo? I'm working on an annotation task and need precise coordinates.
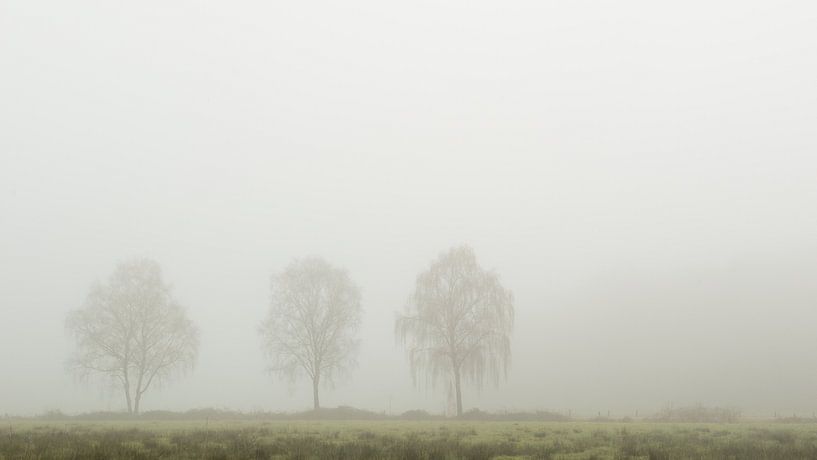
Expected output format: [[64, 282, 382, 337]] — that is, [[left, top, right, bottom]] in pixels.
[[2, 1, 817, 417]]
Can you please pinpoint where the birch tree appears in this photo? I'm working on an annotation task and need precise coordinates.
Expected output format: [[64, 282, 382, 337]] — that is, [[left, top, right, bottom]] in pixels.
[[396, 246, 514, 416], [259, 257, 362, 410], [66, 258, 199, 414]]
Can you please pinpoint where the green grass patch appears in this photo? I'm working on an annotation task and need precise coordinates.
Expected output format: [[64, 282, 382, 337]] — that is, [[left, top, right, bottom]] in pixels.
[[2, 420, 817, 459]]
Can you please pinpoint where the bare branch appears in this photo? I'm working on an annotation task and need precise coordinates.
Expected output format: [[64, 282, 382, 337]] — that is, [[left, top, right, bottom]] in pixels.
[[65, 258, 199, 414], [395, 246, 514, 416], [259, 257, 362, 409]]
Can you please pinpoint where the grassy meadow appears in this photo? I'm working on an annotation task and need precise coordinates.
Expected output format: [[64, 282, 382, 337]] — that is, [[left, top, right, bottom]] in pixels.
[[3, 419, 817, 459]]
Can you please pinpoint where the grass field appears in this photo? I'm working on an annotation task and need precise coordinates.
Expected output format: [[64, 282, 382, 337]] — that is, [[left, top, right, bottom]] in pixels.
[[3, 419, 817, 459]]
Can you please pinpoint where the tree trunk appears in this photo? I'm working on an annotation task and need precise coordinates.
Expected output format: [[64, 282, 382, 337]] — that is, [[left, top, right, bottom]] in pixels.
[[454, 368, 463, 417], [124, 383, 133, 414], [134, 365, 144, 416], [312, 374, 320, 410]]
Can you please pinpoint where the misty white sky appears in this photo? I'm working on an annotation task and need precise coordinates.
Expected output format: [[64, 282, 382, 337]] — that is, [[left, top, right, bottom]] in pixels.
[[2, 1, 817, 417]]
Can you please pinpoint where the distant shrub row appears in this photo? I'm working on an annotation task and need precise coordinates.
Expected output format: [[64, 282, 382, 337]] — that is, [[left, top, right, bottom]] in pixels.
[[26, 406, 567, 422], [650, 405, 741, 423]]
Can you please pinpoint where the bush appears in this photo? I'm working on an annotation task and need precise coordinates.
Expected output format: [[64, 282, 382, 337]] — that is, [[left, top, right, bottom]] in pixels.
[[650, 405, 741, 423]]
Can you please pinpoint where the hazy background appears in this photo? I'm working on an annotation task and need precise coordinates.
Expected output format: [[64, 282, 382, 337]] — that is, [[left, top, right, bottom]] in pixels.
[[2, 0, 816, 417]]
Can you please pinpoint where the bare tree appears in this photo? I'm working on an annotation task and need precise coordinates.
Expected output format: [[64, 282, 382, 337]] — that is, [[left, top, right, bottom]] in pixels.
[[66, 258, 199, 414], [396, 246, 514, 416], [259, 257, 362, 410]]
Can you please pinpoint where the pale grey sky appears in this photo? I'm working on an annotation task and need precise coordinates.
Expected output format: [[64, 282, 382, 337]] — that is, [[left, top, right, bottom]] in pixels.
[[2, 0, 817, 417]]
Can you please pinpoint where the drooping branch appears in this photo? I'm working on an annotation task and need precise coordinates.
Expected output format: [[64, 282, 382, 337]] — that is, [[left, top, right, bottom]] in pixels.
[[396, 246, 514, 415]]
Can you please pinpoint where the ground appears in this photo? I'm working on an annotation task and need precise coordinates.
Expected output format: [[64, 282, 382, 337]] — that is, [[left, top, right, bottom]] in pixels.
[[2, 420, 817, 459]]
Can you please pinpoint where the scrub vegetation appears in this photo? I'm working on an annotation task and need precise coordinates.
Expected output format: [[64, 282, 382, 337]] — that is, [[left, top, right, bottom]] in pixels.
[[4, 419, 817, 459]]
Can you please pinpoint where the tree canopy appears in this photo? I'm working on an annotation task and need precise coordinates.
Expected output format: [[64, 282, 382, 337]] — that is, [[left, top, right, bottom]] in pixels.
[[260, 257, 362, 409], [66, 258, 199, 414], [396, 246, 514, 416]]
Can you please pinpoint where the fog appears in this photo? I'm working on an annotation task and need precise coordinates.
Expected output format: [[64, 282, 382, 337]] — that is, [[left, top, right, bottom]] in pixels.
[[2, 1, 816, 418]]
